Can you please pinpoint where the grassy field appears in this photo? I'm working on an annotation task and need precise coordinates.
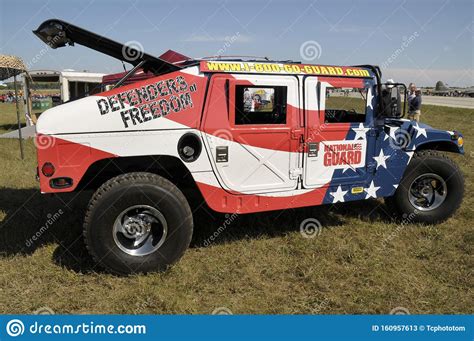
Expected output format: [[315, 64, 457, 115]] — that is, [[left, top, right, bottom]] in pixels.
[[0, 101, 472, 315], [0, 102, 28, 134]]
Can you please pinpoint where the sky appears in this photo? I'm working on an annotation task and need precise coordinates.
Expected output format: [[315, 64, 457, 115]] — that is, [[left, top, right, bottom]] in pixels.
[[0, 0, 473, 87]]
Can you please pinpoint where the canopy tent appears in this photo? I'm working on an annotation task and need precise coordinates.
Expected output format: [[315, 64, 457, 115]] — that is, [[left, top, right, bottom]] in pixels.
[[0, 55, 28, 159], [0, 55, 27, 80]]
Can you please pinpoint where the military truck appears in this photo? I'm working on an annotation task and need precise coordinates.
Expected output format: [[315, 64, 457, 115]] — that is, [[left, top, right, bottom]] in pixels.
[[33, 19, 465, 274]]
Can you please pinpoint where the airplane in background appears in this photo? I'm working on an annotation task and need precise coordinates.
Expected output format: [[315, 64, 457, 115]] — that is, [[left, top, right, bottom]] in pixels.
[[424, 81, 474, 97]]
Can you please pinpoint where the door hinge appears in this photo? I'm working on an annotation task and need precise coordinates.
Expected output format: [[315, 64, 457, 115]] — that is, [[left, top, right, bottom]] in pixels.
[[290, 168, 303, 179], [291, 128, 304, 140]]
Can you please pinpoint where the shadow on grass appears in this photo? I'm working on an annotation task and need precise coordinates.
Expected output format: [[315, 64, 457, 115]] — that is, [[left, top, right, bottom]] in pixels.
[[0, 187, 95, 272], [0, 123, 27, 132], [0, 186, 393, 274], [190, 198, 393, 248]]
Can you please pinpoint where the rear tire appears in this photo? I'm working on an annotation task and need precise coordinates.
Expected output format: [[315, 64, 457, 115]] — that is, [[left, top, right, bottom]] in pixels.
[[83, 172, 193, 275], [386, 150, 464, 224]]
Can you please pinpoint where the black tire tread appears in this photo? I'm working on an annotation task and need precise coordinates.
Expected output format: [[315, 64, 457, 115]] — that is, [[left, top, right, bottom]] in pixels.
[[83, 172, 193, 274], [386, 150, 464, 224]]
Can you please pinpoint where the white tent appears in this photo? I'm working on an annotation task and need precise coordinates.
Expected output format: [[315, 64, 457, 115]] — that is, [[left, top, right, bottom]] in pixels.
[[23, 70, 106, 126]]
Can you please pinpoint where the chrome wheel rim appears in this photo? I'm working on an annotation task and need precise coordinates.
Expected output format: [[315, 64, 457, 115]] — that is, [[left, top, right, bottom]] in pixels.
[[113, 205, 167, 256], [408, 173, 447, 211]]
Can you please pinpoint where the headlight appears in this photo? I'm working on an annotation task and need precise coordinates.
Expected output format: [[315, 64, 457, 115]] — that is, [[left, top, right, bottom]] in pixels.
[[457, 136, 464, 147]]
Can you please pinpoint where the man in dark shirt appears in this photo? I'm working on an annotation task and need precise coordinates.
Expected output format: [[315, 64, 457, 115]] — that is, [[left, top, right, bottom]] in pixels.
[[408, 89, 422, 122]]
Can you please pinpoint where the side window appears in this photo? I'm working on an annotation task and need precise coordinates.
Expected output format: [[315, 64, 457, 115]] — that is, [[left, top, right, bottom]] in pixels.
[[235, 85, 287, 125], [324, 87, 367, 123]]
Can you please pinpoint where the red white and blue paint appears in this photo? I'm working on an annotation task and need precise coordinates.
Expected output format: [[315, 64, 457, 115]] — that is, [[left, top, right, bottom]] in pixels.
[[36, 62, 464, 214]]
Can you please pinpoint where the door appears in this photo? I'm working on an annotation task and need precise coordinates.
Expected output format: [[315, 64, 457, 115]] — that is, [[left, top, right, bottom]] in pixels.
[[303, 76, 376, 188], [202, 74, 301, 194]]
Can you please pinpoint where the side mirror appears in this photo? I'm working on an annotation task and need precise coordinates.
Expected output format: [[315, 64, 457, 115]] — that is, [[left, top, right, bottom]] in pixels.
[[381, 83, 407, 118], [391, 86, 402, 117]]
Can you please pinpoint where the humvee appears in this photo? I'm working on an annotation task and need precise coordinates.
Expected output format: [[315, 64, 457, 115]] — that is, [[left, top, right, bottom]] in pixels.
[[33, 19, 464, 274]]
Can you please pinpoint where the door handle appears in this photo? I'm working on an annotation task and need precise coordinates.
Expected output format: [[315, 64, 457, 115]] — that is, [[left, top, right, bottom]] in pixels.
[[308, 142, 319, 157]]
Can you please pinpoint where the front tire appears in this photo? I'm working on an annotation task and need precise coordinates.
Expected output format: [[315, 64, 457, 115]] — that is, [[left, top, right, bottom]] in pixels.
[[386, 150, 464, 224], [83, 172, 193, 275]]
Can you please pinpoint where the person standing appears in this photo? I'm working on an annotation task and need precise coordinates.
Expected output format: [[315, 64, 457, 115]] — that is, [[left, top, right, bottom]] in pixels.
[[408, 89, 422, 122], [243, 88, 251, 111], [407, 83, 416, 105]]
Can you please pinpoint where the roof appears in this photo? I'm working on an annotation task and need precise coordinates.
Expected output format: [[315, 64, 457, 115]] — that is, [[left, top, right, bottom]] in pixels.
[[28, 70, 60, 76], [25, 70, 60, 82], [27, 70, 106, 83], [59, 70, 106, 82], [0, 55, 28, 81]]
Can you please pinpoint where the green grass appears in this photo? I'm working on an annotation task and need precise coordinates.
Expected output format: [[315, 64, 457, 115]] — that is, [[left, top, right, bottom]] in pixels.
[[0, 103, 472, 314], [0, 101, 50, 134], [0, 102, 28, 134]]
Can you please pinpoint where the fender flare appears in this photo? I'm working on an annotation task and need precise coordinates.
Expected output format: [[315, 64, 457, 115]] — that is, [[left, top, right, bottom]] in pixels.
[[412, 139, 463, 154]]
